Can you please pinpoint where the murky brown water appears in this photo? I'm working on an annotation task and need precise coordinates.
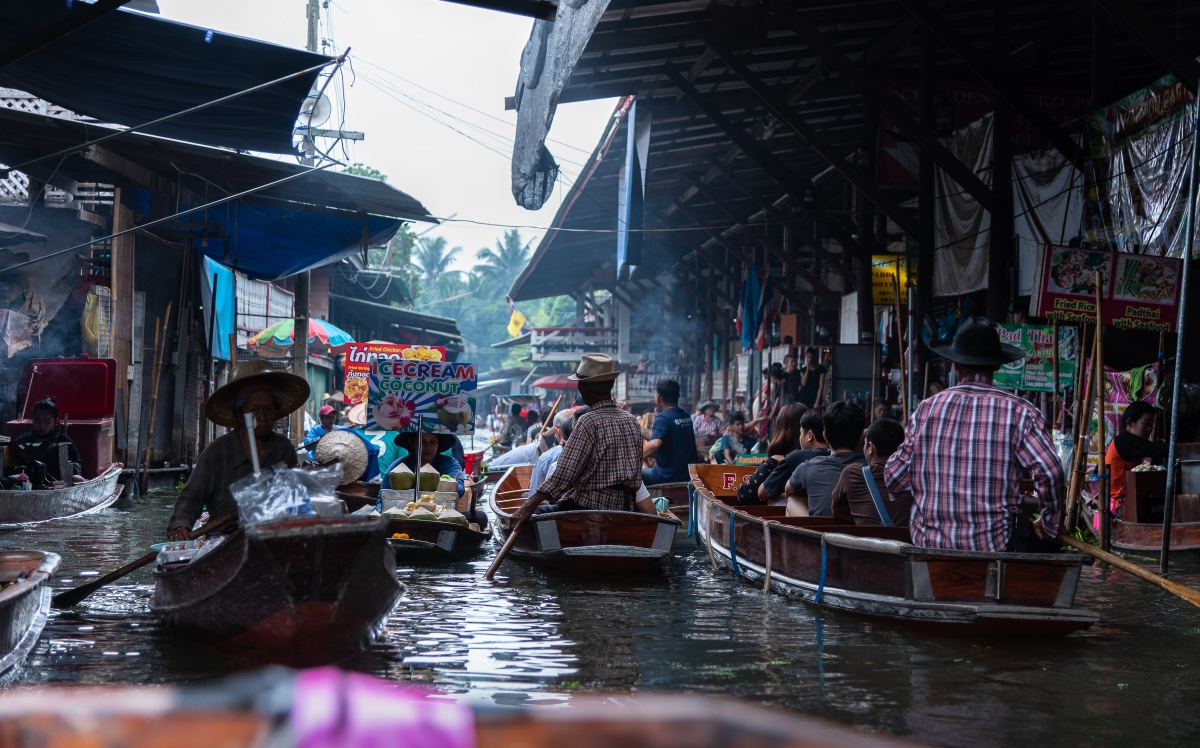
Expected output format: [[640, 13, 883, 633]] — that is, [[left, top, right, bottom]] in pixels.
[[4, 488, 1200, 747]]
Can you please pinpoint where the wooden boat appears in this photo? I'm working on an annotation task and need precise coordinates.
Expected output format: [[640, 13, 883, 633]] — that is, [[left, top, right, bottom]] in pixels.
[[1107, 468, 1200, 555], [646, 480, 691, 517], [489, 465, 681, 574], [0, 671, 919, 748], [0, 550, 59, 680], [387, 483, 491, 562], [691, 465, 1098, 635], [149, 516, 403, 666], [0, 464, 123, 528]]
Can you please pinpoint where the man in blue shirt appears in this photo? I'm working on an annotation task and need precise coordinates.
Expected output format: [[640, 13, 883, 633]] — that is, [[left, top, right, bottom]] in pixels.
[[642, 379, 697, 486], [304, 405, 337, 459], [529, 407, 583, 494]]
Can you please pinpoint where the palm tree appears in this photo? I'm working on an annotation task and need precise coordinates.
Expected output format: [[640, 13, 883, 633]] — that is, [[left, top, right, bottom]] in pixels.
[[412, 236, 462, 292], [474, 229, 533, 298]]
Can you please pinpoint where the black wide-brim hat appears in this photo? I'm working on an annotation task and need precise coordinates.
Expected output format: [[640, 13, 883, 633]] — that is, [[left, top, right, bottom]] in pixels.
[[929, 316, 1024, 366]]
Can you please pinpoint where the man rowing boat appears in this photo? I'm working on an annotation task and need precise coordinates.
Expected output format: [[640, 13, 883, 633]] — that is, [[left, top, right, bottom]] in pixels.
[[167, 360, 309, 540], [884, 318, 1064, 552], [508, 354, 657, 529]]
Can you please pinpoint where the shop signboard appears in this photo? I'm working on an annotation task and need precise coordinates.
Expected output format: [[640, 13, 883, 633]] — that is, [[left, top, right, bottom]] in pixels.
[[1029, 244, 1181, 332], [343, 343, 446, 405], [993, 324, 1075, 393], [871, 255, 911, 305], [368, 360, 476, 435]]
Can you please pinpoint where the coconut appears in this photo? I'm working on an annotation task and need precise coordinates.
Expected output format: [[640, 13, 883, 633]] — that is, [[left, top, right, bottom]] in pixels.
[[382, 505, 407, 516], [407, 508, 438, 521], [437, 478, 457, 493], [388, 463, 415, 491], [418, 464, 441, 492], [437, 508, 468, 526]]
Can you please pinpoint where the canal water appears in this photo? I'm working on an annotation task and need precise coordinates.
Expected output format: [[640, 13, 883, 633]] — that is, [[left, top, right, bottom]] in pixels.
[[3, 489, 1200, 748]]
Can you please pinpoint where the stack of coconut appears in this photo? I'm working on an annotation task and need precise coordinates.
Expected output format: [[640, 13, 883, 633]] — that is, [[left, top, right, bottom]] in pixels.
[[370, 499, 479, 531]]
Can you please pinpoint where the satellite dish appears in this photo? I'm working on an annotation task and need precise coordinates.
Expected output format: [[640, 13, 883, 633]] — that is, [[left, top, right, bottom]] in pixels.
[[300, 93, 332, 128]]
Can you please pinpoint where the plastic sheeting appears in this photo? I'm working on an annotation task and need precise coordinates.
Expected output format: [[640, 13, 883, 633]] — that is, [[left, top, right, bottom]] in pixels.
[[0, 1, 331, 153], [199, 256, 235, 362]]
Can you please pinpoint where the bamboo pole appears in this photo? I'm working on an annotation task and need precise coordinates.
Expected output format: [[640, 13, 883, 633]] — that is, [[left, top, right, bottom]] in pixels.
[[869, 337, 878, 420], [892, 272, 908, 423], [1051, 321, 1060, 428], [1095, 271, 1109, 553], [139, 303, 171, 495], [1064, 323, 1097, 532], [1059, 534, 1200, 608], [535, 394, 564, 443]]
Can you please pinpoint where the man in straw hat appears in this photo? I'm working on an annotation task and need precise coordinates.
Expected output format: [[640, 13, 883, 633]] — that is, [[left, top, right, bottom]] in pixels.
[[509, 354, 658, 530], [884, 317, 1064, 553], [167, 360, 310, 540]]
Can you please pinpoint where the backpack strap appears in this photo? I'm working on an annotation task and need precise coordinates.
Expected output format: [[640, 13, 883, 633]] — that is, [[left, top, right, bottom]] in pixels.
[[861, 464, 894, 527]]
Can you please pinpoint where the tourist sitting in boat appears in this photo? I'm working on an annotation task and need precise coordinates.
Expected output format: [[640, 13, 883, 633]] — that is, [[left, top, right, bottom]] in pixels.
[[642, 379, 698, 486], [488, 422, 552, 469], [784, 401, 866, 516], [509, 354, 656, 526], [529, 407, 583, 494], [711, 412, 755, 464], [884, 317, 1064, 552], [735, 403, 807, 505], [10, 396, 84, 487], [759, 407, 829, 505], [387, 431, 465, 497], [303, 405, 338, 460], [1107, 400, 1167, 516], [831, 418, 911, 526], [691, 401, 723, 438], [168, 360, 309, 541]]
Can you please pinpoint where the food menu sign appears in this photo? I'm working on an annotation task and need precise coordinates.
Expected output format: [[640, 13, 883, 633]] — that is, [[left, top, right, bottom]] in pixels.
[[1030, 244, 1181, 331], [368, 360, 476, 435], [994, 324, 1076, 393], [343, 343, 446, 405]]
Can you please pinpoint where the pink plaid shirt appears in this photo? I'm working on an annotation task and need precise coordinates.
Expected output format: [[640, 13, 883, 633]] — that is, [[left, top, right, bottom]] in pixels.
[[884, 373, 1064, 552]]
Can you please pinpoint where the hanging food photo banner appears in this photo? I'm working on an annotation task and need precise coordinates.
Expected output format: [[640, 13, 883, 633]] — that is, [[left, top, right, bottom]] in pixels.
[[1029, 244, 1182, 331], [368, 360, 476, 435], [343, 343, 446, 405], [994, 324, 1076, 393]]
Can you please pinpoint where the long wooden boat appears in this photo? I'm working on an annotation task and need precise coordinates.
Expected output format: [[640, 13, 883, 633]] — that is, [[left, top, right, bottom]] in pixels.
[[0, 671, 919, 748], [387, 483, 491, 562], [0, 550, 59, 681], [1105, 469, 1200, 555], [149, 516, 403, 666], [0, 464, 123, 528], [691, 465, 1098, 635], [489, 465, 681, 574]]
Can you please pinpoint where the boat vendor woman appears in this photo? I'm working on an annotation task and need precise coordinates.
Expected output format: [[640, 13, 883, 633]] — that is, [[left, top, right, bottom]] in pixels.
[[167, 360, 309, 541], [508, 354, 658, 529], [10, 397, 84, 487], [387, 431, 465, 497], [1107, 400, 1167, 515]]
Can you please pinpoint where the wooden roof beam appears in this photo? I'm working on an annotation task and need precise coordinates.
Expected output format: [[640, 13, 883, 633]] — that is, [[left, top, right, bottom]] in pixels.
[[664, 65, 868, 264], [767, 0, 995, 212], [1093, 0, 1200, 94], [699, 26, 920, 241], [891, 0, 1088, 169]]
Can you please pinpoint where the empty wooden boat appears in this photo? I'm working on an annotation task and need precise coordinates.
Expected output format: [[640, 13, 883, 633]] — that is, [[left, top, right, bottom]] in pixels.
[[488, 465, 681, 574], [1105, 468, 1200, 556], [691, 465, 1098, 635], [0, 550, 59, 680], [149, 516, 403, 666], [387, 484, 491, 562], [0, 464, 123, 528]]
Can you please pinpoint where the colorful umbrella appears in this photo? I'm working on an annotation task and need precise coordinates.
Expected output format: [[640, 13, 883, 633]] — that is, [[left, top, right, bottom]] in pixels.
[[247, 318, 354, 350]]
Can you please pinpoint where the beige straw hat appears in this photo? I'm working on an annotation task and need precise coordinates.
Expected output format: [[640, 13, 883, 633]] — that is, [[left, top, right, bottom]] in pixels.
[[567, 353, 621, 382], [204, 359, 310, 429], [314, 430, 369, 483]]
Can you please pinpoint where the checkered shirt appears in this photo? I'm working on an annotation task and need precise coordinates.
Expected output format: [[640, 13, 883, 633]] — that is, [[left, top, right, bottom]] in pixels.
[[537, 399, 642, 511], [883, 373, 1065, 552]]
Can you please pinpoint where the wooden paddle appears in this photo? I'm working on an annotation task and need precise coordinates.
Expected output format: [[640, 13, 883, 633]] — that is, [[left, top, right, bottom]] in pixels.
[[51, 512, 237, 609], [1058, 534, 1200, 609], [485, 526, 522, 581]]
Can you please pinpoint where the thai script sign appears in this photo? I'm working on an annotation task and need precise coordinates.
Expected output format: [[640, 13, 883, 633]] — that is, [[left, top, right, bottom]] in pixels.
[[1029, 245, 1181, 332], [343, 343, 446, 405], [993, 324, 1076, 393], [368, 360, 476, 435]]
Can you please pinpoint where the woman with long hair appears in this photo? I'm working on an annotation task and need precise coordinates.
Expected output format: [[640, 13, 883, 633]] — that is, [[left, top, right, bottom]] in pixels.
[[736, 403, 808, 504]]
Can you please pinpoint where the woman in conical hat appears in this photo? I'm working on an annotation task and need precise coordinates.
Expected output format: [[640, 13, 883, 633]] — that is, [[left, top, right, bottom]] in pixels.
[[166, 360, 310, 540]]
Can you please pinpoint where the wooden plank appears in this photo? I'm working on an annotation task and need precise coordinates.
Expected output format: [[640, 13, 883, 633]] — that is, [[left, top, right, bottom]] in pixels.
[[109, 193, 134, 460]]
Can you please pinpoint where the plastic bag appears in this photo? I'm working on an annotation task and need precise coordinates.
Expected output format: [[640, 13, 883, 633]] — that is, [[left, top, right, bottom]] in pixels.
[[230, 463, 344, 525]]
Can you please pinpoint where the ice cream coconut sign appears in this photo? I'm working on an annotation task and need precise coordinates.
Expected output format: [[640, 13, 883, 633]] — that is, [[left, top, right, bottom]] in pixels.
[[368, 360, 477, 435]]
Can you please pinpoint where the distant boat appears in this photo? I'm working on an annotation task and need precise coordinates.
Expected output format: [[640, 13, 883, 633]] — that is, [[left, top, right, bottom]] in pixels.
[[691, 464, 1098, 635], [0, 550, 59, 680], [386, 484, 491, 563], [489, 465, 681, 575], [0, 464, 122, 528]]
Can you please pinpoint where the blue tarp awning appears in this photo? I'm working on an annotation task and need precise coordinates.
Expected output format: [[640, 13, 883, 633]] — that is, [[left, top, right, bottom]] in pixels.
[[0, 1, 331, 153]]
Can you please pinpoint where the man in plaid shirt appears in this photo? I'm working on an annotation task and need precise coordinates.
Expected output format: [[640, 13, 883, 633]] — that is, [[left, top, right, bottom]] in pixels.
[[885, 318, 1065, 552], [510, 355, 658, 530]]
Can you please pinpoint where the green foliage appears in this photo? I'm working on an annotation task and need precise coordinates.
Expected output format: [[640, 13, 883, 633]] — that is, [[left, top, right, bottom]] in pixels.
[[365, 224, 420, 301], [344, 162, 388, 182], [474, 228, 534, 299]]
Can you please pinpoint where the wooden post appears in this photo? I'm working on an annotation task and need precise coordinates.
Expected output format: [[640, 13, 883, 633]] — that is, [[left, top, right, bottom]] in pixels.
[[126, 292, 146, 475], [870, 338, 878, 419], [229, 332, 238, 365], [892, 271, 908, 423], [1095, 271, 1109, 553], [1051, 321, 1060, 428], [140, 303, 171, 495], [1064, 322, 1095, 532]]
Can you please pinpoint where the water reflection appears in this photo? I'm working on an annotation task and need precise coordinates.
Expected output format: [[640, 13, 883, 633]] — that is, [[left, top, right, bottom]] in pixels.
[[4, 491, 1200, 746]]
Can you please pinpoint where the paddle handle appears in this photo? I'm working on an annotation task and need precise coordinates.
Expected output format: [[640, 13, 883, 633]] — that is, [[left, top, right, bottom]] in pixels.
[[484, 528, 521, 581], [1058, 533, 1200, 608]]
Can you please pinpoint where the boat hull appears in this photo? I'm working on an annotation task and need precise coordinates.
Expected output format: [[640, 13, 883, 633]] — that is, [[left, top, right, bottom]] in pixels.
[[0, 465, 122, 527], [150, 517, 402, 666], [0, 551, 59, 679], [691, 466, 1097, 635], [387, 515, 490, 562], [1112, 518, 1200, 555]]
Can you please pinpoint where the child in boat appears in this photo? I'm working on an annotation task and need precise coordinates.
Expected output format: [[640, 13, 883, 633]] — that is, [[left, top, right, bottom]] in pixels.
[[736, 403, 807, 505], [830, 418, 911, 526], [10, 397, 84, 488], [711, 412, 755, 464], [1107, 401, 1167, 517]]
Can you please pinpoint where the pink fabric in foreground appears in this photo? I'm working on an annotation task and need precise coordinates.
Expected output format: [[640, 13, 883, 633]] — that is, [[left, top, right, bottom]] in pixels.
[[292, 668, 475, 748]]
